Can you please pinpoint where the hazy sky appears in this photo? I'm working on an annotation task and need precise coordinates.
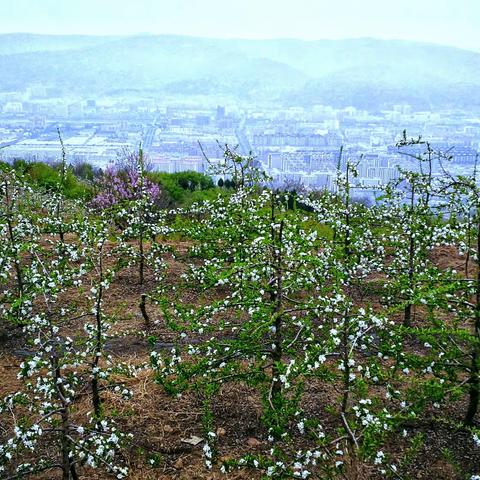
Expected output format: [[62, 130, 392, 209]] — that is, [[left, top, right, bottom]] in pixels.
[[0, 0, 479, 51]]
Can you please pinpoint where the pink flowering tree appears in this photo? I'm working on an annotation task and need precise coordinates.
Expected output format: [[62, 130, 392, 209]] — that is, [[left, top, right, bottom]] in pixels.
[[89, 164, 162, 211]]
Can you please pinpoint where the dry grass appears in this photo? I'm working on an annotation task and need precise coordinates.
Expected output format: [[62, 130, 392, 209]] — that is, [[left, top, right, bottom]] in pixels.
[[0, 243, 479, 479]]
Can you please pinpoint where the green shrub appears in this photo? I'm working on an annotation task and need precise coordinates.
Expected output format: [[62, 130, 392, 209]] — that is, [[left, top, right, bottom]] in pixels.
[[9, 160, 92, 199], [148, 170, 216, 205]]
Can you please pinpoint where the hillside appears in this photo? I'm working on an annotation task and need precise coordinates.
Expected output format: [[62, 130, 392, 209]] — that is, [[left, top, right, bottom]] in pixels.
[[1, 34, 480, 108], [2, 155, 480, 479], [0, 33, 120, 55]]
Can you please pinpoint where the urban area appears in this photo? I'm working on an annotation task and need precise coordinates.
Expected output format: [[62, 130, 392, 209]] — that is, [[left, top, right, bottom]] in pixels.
[[1, 86, 479, 199]]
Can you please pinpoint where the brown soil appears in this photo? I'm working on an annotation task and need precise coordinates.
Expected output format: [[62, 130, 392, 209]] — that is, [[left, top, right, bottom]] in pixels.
[[1, 242, 479, 479]]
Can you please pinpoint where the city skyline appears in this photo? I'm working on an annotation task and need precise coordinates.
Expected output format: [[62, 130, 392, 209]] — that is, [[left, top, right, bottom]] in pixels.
[[0, 0, 479, 52], [0, 2, 479, 195]]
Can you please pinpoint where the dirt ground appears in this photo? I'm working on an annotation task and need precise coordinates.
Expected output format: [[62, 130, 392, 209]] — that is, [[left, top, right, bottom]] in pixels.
[[1, 243, 480, 479]]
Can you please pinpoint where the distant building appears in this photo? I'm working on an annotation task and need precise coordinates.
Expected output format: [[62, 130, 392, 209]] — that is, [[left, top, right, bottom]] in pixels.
[[216, 106, 225, 122], [68, 102, 84, 118], [3, 102, 23, 114], [195, 115, 210, 126]]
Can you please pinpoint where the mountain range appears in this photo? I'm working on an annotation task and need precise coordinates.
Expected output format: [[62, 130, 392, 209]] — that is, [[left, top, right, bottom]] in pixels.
[[0, 33, 479, 109]]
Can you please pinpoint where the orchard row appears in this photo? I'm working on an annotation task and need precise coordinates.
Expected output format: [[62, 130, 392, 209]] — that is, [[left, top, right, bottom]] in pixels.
[[1, 139, 480, 479]]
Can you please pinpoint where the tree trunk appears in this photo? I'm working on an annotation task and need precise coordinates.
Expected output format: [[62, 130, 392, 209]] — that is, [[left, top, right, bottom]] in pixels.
[[270, 202, 284, 404], [465, 214, 480, 425], [140, 293, 150, 330], [404, 186, 416, 327]]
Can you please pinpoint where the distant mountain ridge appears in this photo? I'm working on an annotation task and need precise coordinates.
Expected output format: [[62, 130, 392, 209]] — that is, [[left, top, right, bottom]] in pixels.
[[0, 33, 121, 55], [0, 33, 479, 109]]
